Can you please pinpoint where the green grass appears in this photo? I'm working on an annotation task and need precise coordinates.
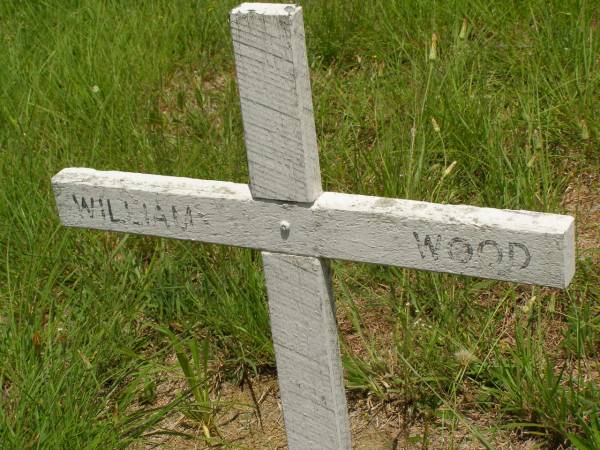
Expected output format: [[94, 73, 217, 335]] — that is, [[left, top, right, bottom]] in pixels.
[[1, 0, 599, 447]]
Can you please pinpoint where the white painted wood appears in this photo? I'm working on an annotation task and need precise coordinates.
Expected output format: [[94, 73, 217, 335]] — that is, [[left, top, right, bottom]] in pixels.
[[51, 4, 577, 449], [52, 168, 576, 288], [231, 5, 351, 449], [262, 252, 350, 450], [230, 3, 322, 202]]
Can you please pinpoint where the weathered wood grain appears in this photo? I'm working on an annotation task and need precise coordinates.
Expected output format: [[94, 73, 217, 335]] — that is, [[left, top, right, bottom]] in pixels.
[[50, 4, 577, 450], [230, 3, 322, 203], [262, 253, 350, 450], [52, 168, 576, 288], [231, 5, 351, 449]]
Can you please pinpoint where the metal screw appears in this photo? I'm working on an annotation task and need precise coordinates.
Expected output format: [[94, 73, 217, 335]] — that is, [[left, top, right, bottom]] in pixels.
[[280, 221, 290, 233]]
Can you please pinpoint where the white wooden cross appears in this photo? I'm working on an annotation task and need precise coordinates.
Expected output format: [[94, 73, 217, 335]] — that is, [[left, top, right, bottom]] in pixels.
[[52, 4, 575, 449]]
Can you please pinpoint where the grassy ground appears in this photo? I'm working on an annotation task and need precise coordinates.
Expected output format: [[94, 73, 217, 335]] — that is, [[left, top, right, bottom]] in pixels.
[[1, 0, 599, 448]]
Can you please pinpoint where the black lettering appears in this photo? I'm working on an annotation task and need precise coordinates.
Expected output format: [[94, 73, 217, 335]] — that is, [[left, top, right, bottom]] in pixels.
[[142, 203, 150, 225], [448, 237, 473, 263], [181, 206, 193, 230], [106, 199, 125, 223], [125, 201, 142, 225], [154, 205, 168, 228], [477, 240, 502, 265], [73, 195, 94, 218], [509, 242, 531, 269], [97, 199, 105, 219], [413, 232, 441, 260], [172, 206, 194, 231]]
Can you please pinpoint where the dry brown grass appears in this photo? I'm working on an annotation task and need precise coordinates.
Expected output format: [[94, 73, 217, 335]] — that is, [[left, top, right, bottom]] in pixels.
[[563, 170, 600, 261], [133, 368, 549, 449]]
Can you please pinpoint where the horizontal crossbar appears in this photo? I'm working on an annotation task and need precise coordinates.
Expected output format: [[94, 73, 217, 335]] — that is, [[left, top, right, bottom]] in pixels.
[[52, 168, 575, 288]]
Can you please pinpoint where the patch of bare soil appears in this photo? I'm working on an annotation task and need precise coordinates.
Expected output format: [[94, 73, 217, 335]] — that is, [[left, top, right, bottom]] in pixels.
[[132, 372, 543, 450], [562, 170, 600, 262]]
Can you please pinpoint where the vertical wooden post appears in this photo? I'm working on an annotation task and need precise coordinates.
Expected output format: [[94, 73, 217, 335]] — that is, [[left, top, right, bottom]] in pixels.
[[230, 2, 322, 203], [262, 253, 350, 449], [230, 3, 351, 449]]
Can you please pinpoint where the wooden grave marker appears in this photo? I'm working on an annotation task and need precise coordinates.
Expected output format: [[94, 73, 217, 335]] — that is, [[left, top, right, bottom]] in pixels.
[[52, 3, 575, 449]]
